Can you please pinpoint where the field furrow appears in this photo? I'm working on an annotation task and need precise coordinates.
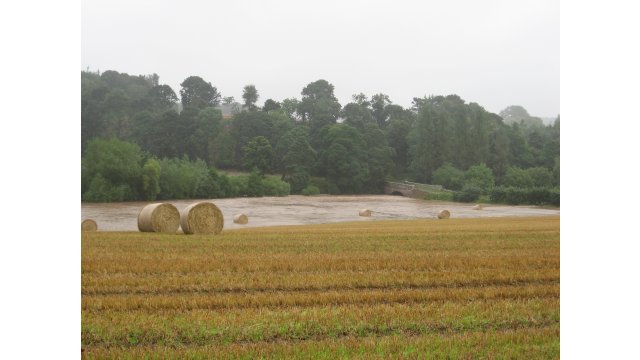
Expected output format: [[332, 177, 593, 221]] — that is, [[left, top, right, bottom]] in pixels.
[[82, 216, 560, 359]]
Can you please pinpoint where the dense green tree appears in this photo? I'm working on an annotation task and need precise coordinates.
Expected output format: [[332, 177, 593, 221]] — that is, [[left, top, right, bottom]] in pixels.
[[432, 163, 465, 191], [81, 72, 109, 151], [507, 123, 535, 168], [242, 85, 259, 111], [463, 164, 495, 194], [157, 156, 209, 200], [385, 104, 415, 123], [132, 110, 180, 158], [466, 103, 494, 166], [100, 70, 156, 99], [81, 138, 143, 201], [385, 104, 415, 177], [179, 76, 221, 109], [147, 85, 178, 109], [261, 176, 291, 196], [268, 110, 296, 152], [370, 93, 392, 128], [316, 124, 369, 194], [362, 124, 394, 192], [245, 169, 265, 197], [342, 102, 375, 130], [386, 118, 412, 178], [503, 166, 553, 188], [499, 105, 544, 127], [243, 136, 273, 174], [351, 93, 370, 107], [538, 117, 560, 169], [82, 70, 560, 200], [83, 174, 136, 202], [503, 167, 534, 188], [263, 99, 281, 112], [230, 111, 274, 163], [188, 107, 223, 162], [297, 80, 341, 144], [409, 100, 451, 182], [195, 167, 244, 199], [102, 88, 132, 140], [141, 159, 161, 201], [527, 167, 554, 188], [174, 106, 200, 157], [275, 127, 316, 192], [280, 98, 301, 121], [209, 125, 236, 169], [81, 70, 175, 150], [553, 156, 560, 187], [488, 126, 511, 184]]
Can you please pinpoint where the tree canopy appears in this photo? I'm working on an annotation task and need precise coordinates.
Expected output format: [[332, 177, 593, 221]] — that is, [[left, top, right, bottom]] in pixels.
[[82, 70, 560, 199]]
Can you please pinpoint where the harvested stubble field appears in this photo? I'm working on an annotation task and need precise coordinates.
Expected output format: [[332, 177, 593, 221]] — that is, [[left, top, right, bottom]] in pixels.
[[82, 216, 560, 359]]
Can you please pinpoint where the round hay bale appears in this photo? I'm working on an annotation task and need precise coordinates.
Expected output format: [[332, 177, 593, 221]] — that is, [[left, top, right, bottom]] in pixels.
[[137, 203, 180, 233], [437, 210, 451, 219], [81, 219, 97, 232], [359, 209, 372, 217], [472, 204, 484, 210], [233, 213, 249, 225], [181, 202, 224, 235]]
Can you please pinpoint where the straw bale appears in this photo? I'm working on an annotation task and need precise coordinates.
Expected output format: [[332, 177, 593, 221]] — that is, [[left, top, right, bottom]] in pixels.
[[81, 219, 97, 232], [137, 203, 180, 233], [437, 210, 451, 219], [359, 209, 372, 217], [233, 213, 249, 225], [181, 202, 224, 235]]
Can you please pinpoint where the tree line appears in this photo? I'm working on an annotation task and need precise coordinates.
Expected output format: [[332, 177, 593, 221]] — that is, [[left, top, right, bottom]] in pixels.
[[81, 70, 559, 202]]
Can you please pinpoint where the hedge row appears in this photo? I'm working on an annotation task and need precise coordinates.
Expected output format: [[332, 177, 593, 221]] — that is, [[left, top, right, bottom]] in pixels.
[[490, 186, 560, 206]]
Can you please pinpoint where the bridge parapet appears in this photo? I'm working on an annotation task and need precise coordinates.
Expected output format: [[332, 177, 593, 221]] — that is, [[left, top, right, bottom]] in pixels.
[[387, 182, 415, 191], [384, 181, 444, 198]]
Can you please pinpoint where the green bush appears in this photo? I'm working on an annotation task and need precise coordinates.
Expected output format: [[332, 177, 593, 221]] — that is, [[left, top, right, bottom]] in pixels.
[[453, 185, 482, 203], [490, 186, 560, 206], [81, 138, 143, 201], [82, 174, 135, 202], [432, 163, 464, 190], [229, 176, 248, 197], [527, 167, 554, 188], [141, 159, 161, 201], [301, 185, 320, 196], [503, 167, 554, 189], [463, 164, 495, 194], [490, 186, 507, 203], [425, 191, 454, 201], [187, 168, 238, 199], [262, 176, 291, 196], [245, 171, 264, 197], [284, 168, 310, 194], [157, 157, 209, 200], [503, 167, 534, 188]]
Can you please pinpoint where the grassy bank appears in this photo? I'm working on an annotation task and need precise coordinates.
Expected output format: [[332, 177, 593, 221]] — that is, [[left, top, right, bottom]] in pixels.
[[82, 216, 560, 359]]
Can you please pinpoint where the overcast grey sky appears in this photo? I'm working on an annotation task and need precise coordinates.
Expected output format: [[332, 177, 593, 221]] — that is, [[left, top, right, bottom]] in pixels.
[[81, 0, 559, 118]]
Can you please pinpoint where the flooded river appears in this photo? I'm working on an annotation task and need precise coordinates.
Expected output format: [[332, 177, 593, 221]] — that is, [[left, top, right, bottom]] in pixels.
[[81, 195, 559, 231]]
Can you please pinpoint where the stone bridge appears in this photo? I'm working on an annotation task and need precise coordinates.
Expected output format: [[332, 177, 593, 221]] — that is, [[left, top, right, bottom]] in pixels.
[[384, 181, 444, 198]]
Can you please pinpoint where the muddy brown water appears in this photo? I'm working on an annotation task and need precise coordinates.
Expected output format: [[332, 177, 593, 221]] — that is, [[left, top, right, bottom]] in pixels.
[[80, 195, 560, 232]]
